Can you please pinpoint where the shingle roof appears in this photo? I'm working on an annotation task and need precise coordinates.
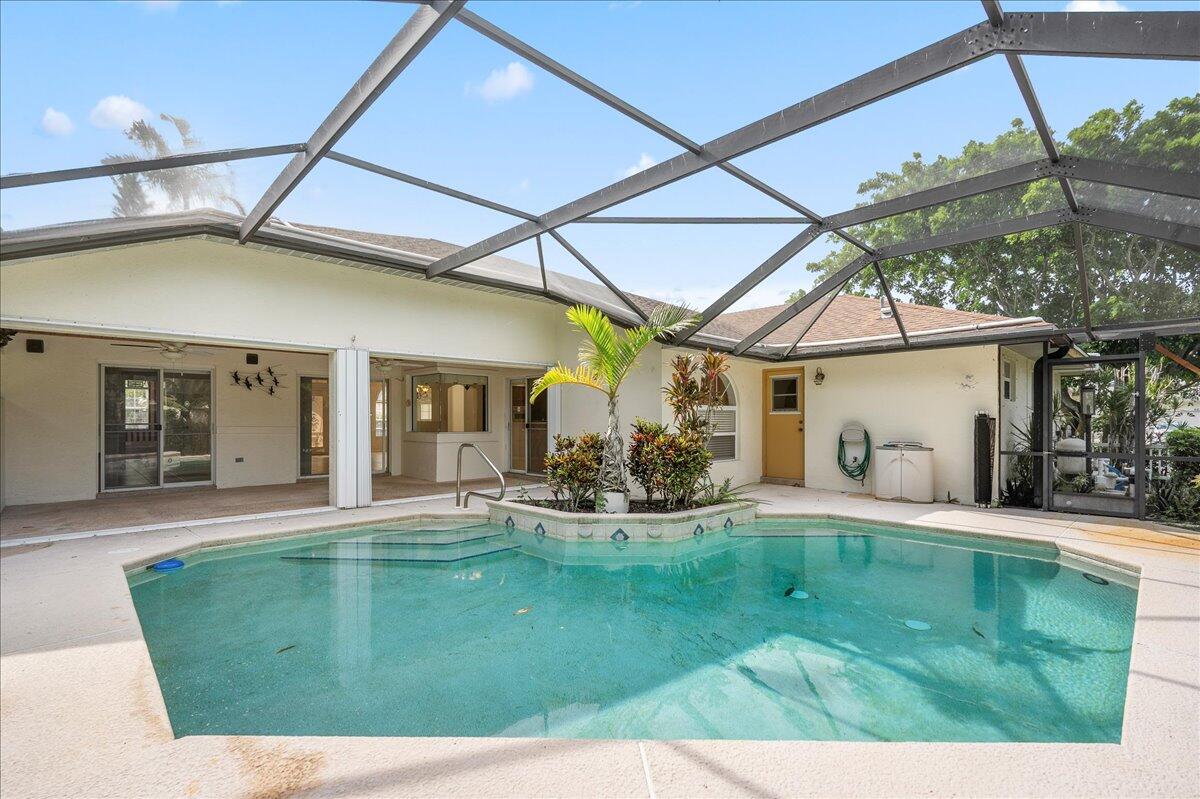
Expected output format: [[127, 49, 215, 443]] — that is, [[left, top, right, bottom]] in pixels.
[[287, 223, 1044, 347]]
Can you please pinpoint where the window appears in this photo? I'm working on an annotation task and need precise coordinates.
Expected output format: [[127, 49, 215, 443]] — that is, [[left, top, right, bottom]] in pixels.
[[1002, 359, 1014, 402], [703, 375, 737, 461], [771, 376, 799, 413], [411, 373, 488, 433]]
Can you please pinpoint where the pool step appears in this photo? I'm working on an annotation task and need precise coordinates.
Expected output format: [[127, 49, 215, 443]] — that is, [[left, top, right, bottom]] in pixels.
[[346, 530, 505, 547], [281, 537, 518, 565]]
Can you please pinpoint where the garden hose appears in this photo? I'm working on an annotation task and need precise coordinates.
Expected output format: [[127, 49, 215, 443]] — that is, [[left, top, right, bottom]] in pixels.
[[838, 428, 871, 484]]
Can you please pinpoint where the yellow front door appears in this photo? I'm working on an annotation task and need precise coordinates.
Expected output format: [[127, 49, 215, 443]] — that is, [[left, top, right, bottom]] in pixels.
[[762, 367, 805, 482]]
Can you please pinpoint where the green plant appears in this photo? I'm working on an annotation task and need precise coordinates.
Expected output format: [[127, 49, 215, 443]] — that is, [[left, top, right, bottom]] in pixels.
[[1001, 420, 1038, 508], [626, 418, 712, 509], [543, 433, 603, 512], [1166, 427, 1200, 482], [663, 350, 731, 443], [628, 419, 670, 503], [531, 304, 696, 498]]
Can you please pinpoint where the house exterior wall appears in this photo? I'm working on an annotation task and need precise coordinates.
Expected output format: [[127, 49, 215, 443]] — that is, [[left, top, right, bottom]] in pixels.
[[0, 238, 569, 506], [800, 345, 1000, 503], [0, 237, 564, 364], [0, 335, 328, 505]]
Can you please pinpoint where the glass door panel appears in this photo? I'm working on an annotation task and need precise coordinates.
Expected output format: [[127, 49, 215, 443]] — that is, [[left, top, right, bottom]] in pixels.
[[162, 371, 212, 484], [300, 377, 330, 477], [103, 367, 161, 490], [510, 382, 527, 472], [1049, 359, 1138, 517], [371, 379, 389, 474], [527, 378, 548, 475]]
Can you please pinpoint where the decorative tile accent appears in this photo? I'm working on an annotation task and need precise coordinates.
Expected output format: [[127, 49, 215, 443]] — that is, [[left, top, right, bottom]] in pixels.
[[693, 524, 704, 537], [647, 526, 662, 539], [577, 527, 593, 539], [724, 517, 734, 530], [505, 515, 515, 529], [534, 522, 546, 538], [610, 529, 629, 542]]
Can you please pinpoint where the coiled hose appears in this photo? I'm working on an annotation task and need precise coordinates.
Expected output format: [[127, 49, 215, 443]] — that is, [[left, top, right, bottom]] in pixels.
[[838, 428, 871, 484]]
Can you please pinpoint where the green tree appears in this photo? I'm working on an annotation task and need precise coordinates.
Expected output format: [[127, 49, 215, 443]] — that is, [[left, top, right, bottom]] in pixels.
[[801, 96, 1200, 327], [105, 114, 244, 218]]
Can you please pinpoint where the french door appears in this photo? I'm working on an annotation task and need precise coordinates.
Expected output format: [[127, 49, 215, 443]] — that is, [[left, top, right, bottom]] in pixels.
[[102, 367, 212, 491]]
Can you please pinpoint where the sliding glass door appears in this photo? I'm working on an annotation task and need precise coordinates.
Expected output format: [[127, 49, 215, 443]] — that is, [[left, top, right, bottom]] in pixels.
[[300, 377, 389, 477], [300, 376, 330, 477], [162, 371, 213, 484], [102, 367, 212, 491]]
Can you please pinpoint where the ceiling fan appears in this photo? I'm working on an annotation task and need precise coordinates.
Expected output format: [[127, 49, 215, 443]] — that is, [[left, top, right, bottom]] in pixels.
[[109, 341, 216, 361]]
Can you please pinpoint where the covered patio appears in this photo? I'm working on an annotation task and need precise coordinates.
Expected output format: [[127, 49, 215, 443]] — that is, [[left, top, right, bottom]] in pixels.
[[0, 472, 541, 542]]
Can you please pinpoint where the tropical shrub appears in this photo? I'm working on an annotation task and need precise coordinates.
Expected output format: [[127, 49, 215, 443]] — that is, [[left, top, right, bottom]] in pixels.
[[544, 433, 603, 512], [627, 418, 712, 510], [628, 419, 670, 503], [1166, 427, 1200, 482]]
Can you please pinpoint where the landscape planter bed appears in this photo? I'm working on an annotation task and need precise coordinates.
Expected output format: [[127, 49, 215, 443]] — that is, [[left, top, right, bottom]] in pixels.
[[486, 498, 756, 542]]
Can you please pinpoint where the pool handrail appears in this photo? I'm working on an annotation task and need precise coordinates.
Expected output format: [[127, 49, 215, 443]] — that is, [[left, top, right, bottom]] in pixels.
[[456, 443, 506, 508]]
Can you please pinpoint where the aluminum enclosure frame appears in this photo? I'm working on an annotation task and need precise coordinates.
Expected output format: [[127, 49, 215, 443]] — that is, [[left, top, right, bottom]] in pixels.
[[1, 2, 1197, 364]]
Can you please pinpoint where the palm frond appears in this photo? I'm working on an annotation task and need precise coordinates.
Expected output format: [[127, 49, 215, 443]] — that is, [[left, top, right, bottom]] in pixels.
[[530, 363, 605, 401], [566, 305, 621, 389], [607, 304, 699, 389]]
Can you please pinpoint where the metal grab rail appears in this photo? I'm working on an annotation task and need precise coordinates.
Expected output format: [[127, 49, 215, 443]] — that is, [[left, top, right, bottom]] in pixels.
[[456, 443, 507, 508]]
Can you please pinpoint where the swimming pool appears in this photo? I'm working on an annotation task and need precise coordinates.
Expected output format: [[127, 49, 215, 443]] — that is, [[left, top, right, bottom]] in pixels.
[[129, 518, 1137, 742]]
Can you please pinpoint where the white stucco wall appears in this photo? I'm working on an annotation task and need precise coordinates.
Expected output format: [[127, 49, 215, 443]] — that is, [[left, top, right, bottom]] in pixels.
[[0, 335, 328, 505], [801, 346, 1000, 503], [0, 237, 563, 364]]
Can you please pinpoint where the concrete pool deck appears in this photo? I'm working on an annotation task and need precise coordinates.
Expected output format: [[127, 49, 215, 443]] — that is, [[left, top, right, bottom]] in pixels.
[[1, 484, 1196, 798]]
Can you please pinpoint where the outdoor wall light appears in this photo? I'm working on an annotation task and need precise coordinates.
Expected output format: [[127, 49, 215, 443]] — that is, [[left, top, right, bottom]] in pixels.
[[1080, 384, 1096, 417], [814, 368, 826, 386]]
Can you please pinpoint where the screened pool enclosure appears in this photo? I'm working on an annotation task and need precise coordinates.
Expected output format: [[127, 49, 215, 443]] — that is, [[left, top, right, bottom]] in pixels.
[[1, 0, 1197, 522]]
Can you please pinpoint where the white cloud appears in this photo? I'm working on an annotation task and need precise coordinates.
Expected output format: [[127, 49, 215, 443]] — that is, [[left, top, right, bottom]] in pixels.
[[620, 153, 656, 179], [40, 107, 74, 136], [466, 62, 534, 103], [1064, 0, 1127, 11], [515, 177, 531, 193], [89, 95, 151, 130]]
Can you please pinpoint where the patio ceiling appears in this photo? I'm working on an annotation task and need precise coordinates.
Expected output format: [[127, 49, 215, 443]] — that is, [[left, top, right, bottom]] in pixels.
[[1, 0, 1197, 361]]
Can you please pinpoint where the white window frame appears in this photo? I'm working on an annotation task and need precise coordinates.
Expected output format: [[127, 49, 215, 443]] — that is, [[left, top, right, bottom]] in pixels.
[[1002, 357, 1014, 402]]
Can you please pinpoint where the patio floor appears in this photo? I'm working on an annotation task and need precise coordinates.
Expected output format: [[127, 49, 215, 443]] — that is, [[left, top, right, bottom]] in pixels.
[[0, 473, 540, 542]]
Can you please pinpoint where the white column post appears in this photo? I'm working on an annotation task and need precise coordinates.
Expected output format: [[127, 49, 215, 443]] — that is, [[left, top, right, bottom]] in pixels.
[[329, 348, 372, 509]]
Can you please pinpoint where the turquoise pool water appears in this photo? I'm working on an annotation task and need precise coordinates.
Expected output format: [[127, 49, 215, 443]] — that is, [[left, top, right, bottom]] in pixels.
[[129, 519, 1137, 742]]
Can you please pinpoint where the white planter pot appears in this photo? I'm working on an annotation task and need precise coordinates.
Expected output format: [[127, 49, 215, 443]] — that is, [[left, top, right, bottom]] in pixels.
[[601, 491, 629, 514]]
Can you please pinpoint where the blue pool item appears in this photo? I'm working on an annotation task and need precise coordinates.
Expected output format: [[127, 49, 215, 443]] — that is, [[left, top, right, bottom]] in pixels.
[[150, 558, 184, 572], [129, 518, 1137, 743]]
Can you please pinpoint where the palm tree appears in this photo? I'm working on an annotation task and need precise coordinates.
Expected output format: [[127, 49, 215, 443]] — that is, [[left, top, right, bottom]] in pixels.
[[105, 114, 244, 218], [531, 304, 697, 506]]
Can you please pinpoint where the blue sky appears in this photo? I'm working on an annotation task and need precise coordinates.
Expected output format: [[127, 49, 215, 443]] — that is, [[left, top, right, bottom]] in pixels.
[[2, 0, 1196, 309]]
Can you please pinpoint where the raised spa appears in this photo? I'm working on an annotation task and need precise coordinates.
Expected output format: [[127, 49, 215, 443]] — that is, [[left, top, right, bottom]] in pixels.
[[129, 518, 1137, 742]]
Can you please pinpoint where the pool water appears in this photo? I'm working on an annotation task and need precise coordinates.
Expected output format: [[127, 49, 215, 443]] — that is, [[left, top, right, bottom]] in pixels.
[[129, 519, 1138, 742]]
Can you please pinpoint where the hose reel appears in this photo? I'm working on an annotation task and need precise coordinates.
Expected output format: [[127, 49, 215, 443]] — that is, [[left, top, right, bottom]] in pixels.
[[838, 424, 871, 484]]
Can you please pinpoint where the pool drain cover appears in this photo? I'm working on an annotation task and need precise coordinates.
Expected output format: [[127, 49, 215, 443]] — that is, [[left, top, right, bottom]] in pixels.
[[904, 619, 932, 631], [784, 586, 810, 599], [1082, 572, 1110, 585]]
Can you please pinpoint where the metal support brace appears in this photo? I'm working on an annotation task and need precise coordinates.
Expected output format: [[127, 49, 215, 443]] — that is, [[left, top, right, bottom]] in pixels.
[[1072, 222, 1095, 339], [872, 262, 909, 345], [239, 1, 464, 242]]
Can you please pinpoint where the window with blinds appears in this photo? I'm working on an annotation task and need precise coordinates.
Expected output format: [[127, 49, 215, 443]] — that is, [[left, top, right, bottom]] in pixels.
[[703, 376, 737, 461]]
